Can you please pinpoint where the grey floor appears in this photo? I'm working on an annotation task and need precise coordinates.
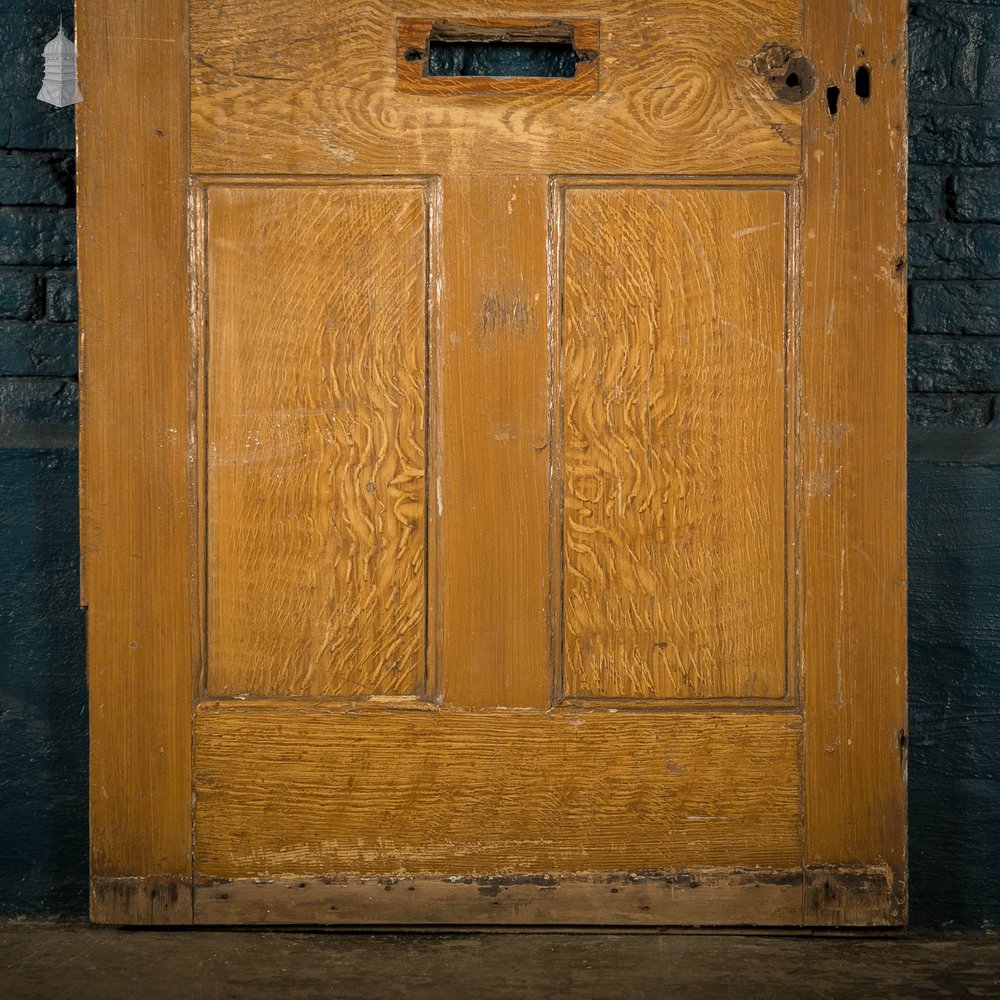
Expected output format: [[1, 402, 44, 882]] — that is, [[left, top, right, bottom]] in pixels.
[[2, 923, 998, 999]]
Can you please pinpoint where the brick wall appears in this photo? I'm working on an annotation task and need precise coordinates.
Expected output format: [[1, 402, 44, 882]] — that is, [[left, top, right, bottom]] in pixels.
[[0, 3, 998, 926], [0, 1, 77, 399], [909, 1, 1000, 425], [0, 1, 87, 917], [906, 1, 1000, 931]]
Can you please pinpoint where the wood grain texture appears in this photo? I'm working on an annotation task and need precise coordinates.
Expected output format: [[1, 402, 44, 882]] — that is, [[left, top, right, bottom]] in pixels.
[[560, 184, 788, 701], [81, 0, 909, 930], [804, 866, 902, 928], [193, 864, 898, 926], [194, 705, 803, 877], [799, 2, 909, 923], [205, 182, 428, 698], [193, 870, 805, 926], [91, 878, 193, 926], [76, 0, 196, 908], [189, 0, 802, 177], [436, 176, 551, 709]]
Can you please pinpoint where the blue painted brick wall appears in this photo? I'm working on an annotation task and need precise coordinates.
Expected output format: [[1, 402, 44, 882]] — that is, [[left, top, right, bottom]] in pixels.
[[909, 428, 1000, 930], [0, 0, 86, 918], [909, 1, 1000, 426], [907, 1, 1000, 932], [0, 2, 998, 927]]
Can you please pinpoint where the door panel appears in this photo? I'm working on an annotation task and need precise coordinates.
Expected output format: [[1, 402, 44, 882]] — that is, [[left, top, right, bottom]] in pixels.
[[560, 183, 788, 701], [194, 708, 802, 876], [80, 0, 908, 927], [206, 182, 429, 697]]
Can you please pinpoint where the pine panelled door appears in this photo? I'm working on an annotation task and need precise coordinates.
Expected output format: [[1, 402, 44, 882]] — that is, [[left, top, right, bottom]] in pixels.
[[77, 1, 907, 927]]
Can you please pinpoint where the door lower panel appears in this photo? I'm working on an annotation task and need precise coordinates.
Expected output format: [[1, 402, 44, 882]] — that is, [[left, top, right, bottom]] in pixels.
[[194, 705, 802, 877]]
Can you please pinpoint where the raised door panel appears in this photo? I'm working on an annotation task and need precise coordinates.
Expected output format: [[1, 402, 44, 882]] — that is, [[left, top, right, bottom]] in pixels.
[[194, 708, 802, 877], [205, 182, 429, 698], [559, 183, 789, 701]]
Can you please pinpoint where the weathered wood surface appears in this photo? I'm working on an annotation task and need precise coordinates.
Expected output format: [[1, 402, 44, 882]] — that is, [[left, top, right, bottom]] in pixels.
[[91, 877, 193, 926], [803, 865, 903, 927], [20, 925, 999, 1000], [80, 0, 908, 927], [435, 176, 552, 709], [560, 182, 788, 701], [798, 1, 909, 924], [194, 705, 803, 877], [189, 0, 802, 177], [204, 181, 428, 697], [77, 0, 196, 922], [193, 870, 806, 926]]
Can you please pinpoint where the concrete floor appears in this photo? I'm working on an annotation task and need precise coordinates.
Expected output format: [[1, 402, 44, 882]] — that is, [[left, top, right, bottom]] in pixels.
[[1, 923, 998, 999]]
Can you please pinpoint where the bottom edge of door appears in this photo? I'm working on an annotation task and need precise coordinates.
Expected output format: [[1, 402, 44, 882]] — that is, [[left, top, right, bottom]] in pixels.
[[90, 867, 905, 929]]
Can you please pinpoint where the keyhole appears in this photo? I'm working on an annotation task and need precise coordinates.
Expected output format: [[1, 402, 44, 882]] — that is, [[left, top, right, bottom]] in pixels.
[[855, 65, 871, 101]]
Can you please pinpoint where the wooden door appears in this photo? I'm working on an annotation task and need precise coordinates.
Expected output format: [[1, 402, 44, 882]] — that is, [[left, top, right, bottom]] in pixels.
[[78, 1, 908, 927]]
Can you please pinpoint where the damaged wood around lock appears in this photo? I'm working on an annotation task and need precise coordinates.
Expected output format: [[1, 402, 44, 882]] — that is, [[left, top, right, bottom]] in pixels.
[[751, 42, 816, 102]]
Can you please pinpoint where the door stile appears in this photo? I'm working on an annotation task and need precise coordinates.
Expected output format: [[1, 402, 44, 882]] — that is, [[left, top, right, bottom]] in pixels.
[[79, 0, 197, 923], [799, 2, 909, 925]]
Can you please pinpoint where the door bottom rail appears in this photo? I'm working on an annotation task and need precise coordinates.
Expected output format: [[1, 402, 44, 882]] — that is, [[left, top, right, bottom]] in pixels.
[[90, 866, 902, 928]]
